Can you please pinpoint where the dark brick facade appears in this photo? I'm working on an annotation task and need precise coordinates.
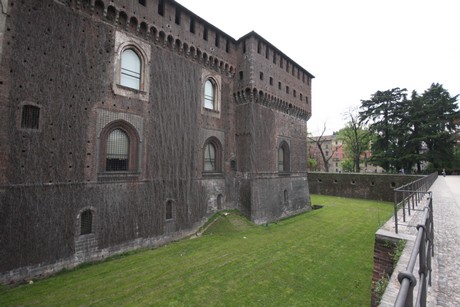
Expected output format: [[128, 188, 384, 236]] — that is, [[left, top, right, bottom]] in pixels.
[[0, 0, 313, 283]]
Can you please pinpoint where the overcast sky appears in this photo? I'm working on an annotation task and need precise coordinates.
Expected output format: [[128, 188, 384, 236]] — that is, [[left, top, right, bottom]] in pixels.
[[176, 0, 460, 135]]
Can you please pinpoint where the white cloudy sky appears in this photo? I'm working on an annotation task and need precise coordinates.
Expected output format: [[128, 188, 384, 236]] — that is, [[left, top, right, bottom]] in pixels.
[[177, 0, 460, 135]]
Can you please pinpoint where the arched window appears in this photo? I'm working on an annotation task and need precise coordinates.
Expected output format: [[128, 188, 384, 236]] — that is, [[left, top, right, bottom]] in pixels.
[[204, 79, 216, 110], [100, 121, 140, 173], [80, 210, 93, 235], [106, 129, 129, 171], [203, 137, 222, 173], [278, 141, 290, 173], [204, 142, 216, 171], [121, 49, 141, 90]]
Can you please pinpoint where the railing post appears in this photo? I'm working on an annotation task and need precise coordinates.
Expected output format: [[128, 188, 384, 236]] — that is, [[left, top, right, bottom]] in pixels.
[[418, 223, 427, 306], [394, 189, 399, 233], [402, 190, 407, 222], [406, 190, 411, 217]]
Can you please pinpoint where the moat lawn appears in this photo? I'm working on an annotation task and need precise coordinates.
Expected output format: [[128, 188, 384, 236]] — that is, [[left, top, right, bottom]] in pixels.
[[0, 195, 393, 306]]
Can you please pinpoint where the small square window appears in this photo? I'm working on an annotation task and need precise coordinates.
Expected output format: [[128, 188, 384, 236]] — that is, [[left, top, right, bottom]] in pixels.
[[21, 105, 40, 129]]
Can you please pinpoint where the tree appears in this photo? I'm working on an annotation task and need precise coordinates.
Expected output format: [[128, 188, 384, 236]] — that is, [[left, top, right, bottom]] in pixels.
[[337, 108, 373, 172], [307, 123, 337, 172], [341, 159, 354, 172], [308, 158, 318, 171], [417, 83, 460, 169], [360, 84, 459, 173], [359, 87, 407, 172]]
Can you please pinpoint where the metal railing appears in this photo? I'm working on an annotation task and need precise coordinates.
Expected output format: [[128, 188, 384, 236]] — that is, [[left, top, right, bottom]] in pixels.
[[394, 195, 434, 307], [393, 172, 438, 233]]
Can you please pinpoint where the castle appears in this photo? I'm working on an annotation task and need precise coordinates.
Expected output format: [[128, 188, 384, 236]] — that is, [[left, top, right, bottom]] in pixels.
[[0, 0, 313, 283]]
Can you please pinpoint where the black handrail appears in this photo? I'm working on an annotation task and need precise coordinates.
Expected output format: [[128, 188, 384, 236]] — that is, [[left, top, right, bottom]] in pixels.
[[393, 172, 438, 233], [394, 195, 434, 307]]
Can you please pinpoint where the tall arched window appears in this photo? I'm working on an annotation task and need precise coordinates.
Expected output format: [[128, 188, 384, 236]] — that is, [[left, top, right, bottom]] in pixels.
[[204, 142, 216, 171], [204, 79, 215, 110], [121, 49, 141, 90], [203, 137, 222, 173], [106, 129, 129, 171], [278, 141, 290, 173]]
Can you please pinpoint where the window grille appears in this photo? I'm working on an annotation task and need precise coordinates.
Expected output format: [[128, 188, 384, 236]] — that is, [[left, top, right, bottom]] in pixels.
[[21, 105, 40, 129], [121, 49, 141, 90], [204, 79, 215, 110], [106, 129, 129, 171], [80, 210, 93, 235], [204, 143, 216, 171]]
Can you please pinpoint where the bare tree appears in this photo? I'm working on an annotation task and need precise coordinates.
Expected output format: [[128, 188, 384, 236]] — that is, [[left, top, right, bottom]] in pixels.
[[308, 123, 337, 172]]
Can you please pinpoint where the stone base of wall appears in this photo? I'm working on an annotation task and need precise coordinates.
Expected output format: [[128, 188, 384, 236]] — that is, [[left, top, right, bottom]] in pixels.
[[0, 218, 207, 285]]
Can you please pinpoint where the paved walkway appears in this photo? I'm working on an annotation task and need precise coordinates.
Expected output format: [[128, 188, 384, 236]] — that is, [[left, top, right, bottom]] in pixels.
[[379, 175, 460, 306], [427, 175, 460, 306]]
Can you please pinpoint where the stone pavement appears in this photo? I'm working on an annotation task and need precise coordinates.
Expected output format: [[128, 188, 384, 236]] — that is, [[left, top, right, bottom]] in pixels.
[[427, 175, 460, 306], [379, 175, 460, 306]]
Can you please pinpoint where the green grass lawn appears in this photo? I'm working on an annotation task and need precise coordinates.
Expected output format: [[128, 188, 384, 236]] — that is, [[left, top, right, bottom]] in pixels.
[[0, 195, 393, 306]]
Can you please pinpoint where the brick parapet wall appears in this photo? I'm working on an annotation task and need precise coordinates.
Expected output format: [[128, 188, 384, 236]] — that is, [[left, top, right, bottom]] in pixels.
[[371, 234, 402, 306], [308, 172, 421, 202]]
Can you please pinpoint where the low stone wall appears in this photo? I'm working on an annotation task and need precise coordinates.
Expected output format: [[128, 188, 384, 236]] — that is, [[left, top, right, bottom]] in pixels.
[[308, 172, 422, 202]]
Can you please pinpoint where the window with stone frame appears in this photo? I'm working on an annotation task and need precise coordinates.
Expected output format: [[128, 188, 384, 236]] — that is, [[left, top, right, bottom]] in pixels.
[[99, 120, 139, 173], [113, 31, 151, 101]]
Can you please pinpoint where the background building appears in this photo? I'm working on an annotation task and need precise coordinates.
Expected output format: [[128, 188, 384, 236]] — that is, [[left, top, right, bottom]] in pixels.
[[0, 0, 314, 282], [308, 133, 382, 173]]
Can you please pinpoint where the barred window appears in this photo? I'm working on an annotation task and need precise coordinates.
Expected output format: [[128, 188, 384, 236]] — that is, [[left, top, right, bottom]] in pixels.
[[99, 120, 139, 175], [121, 49, 141, 90], [106, 129, 129, 171], [21, 105, 40, 129], [80, 210, 93, 235]]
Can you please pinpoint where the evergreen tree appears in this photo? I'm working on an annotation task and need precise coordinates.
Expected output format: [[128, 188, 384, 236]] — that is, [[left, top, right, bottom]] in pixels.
[[359, 84, 459, 172], [359, 88, 407, 171]]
